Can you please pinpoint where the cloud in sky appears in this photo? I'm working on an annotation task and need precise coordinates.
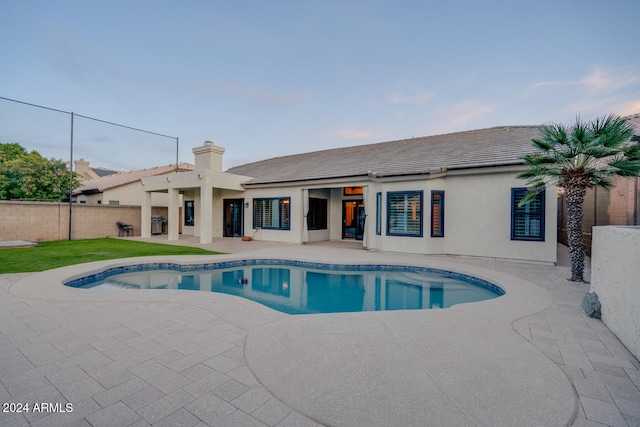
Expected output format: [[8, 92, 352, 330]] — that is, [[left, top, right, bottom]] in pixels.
[[524, 67, 640, 123], [532, 67, 640, 93], [616, 100, 640, 117], [429, 100, 496, 134], [386, 92, 434, 105], [177, 77, 309, 108], [219, 84, 309, 107], [326, 128, 378, 140], [2, 1, 639, 172]]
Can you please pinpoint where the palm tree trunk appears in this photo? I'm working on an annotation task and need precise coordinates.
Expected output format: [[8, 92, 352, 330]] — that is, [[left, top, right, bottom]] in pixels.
[[565, 186, 586, 281]]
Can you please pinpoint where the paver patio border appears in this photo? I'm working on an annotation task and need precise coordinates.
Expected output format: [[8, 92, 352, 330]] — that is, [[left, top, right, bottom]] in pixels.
[[4, 243, 581, 427]]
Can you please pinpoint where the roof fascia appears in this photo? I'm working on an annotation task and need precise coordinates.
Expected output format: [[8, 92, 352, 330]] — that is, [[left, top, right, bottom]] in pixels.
[[240, 163, 527, 188], [241, 174, 374, 189]]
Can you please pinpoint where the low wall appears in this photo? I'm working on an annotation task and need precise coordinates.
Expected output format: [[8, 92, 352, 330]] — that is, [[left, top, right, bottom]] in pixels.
[[0, 201, 169, 242], [590, 226, 640, 360]]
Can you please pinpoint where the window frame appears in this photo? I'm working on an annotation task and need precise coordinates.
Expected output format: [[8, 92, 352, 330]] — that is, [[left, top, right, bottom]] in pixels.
[[253, 197, 291, 230], [343, 186, 364, 195], [386, 190, 423, 237], [307, 197, 328, 230], [511, 188, 545, 241], [430, 190, 444, 237], [376, 192, 382, 235], [184, 200, 195, 226]]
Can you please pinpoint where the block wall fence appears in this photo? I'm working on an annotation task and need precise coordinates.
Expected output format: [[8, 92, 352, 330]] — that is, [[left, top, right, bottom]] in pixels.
[[0, 201, 168, 242], [557, 176, 640, 256], [590, 226, 640, 361]]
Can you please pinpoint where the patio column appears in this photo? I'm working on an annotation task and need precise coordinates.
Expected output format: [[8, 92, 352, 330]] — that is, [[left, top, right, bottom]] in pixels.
[[302, 189, 309, 243], [168, 188, 180, 241], [362, 185, 369, 248], [199, 183, 213, 244], [193, 189, 201, 239], [141, 191, 152, 238]]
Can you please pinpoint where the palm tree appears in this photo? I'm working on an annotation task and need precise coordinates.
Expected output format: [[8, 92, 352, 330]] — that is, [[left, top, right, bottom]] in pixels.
[[517, 115, 640, 282]]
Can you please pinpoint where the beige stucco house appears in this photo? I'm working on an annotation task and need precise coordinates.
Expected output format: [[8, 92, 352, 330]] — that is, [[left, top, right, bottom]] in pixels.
[[74, 158, 120, 182], [74, 163, 194, 206], [142, 126, 558, 264]]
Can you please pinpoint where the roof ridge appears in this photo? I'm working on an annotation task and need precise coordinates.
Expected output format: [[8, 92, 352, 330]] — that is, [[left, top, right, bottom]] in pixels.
[[227, 124, 542, 171]]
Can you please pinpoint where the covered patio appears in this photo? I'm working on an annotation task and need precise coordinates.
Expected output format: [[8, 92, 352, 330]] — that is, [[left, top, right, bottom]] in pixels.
[[140, 142, 249, 244]]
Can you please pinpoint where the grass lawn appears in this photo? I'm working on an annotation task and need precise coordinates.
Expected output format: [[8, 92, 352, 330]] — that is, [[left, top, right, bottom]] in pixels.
[[0, 238, 221, 274]]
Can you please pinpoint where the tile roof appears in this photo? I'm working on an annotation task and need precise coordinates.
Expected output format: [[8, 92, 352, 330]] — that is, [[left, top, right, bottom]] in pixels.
[[227, 126, 542, 185], [75, 162, 194, 194]]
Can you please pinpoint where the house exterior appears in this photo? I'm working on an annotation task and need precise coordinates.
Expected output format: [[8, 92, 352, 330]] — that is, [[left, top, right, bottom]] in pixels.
[[142, 126, 558, 264], [74, 159, 120, 182], [74, 163, 194, 206]]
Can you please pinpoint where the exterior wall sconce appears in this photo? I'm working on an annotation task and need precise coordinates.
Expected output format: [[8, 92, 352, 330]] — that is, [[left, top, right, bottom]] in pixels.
[[244, 202, 250, 208]]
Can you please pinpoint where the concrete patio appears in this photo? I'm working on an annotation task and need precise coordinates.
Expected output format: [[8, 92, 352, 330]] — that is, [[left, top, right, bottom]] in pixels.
[[1, 239, 638, 426]]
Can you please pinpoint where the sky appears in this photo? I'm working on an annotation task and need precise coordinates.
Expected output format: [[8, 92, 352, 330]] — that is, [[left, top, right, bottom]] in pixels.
[[1, 0, 640, 172]]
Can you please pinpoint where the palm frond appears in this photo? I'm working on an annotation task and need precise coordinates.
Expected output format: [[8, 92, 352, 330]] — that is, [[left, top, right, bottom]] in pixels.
[[521, 152, 558, 166], [593, 117, 633, 150], [582, 145, 617, 159], [517, 166, 551, 180], [517, 182, 547, 206], [607, 158, 640, 177], [571, 117, 591, 148], [538, 124, 568, 147], [622, 142, 640, 161], [531, 138, 553, 152], [591, 175, 614, 190], [593, 115, 635, 149], [519, 114, 640, 191]]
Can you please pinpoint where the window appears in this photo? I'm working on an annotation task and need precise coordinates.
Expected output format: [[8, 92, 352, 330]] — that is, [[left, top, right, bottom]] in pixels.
[[431, 191, 444, 237], [387, 191, 423, 237], [254, 197, 290, 230], [307, 198, 327, 230], [108, 200, 119, 205], [184, 201, 195, 226], [344, 186, 363, 195], [511, 188, 545, 241], [376, 192, 382, 235]]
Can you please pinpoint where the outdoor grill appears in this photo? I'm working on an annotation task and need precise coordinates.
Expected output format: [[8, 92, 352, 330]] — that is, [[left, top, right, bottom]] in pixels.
[[151, 215, 164, 235]]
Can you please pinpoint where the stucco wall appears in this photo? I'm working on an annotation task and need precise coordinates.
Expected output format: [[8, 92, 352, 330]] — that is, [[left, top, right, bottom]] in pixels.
[[366, 170, 557, 263], [0, 201, 142, 241], [590, 226, 640, 360], [231, 169, 557, 263], [240, 187, 303, 243]]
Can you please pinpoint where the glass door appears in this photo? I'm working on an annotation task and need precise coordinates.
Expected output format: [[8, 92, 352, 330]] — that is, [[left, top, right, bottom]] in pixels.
[[343, 200, 365, 240], [223, 199, 244, 237]]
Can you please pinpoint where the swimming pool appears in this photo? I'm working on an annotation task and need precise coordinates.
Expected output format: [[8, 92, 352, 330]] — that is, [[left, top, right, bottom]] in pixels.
[[65, 259, 504, 315]]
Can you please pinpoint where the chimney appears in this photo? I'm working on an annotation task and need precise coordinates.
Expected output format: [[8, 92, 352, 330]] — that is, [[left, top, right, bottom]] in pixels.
[[74, 158, 90, 179], [193, 141, 225, 172]]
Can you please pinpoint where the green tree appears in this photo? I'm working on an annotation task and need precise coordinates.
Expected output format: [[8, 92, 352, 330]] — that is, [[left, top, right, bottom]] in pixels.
[[517, 115, 640, 282], [0, 143, 79, 201]]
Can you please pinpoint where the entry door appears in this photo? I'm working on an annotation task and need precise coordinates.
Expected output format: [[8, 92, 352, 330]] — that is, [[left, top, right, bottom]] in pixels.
[[343, 200, 365, 240], [223, 199, 244, 237]]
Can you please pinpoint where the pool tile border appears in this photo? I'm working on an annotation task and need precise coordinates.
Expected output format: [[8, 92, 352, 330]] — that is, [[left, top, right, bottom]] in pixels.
[[63, 259, 505, 296]]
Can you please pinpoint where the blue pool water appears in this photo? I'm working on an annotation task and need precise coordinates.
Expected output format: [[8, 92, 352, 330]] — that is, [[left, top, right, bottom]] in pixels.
[[66, 260, 503, 315]]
